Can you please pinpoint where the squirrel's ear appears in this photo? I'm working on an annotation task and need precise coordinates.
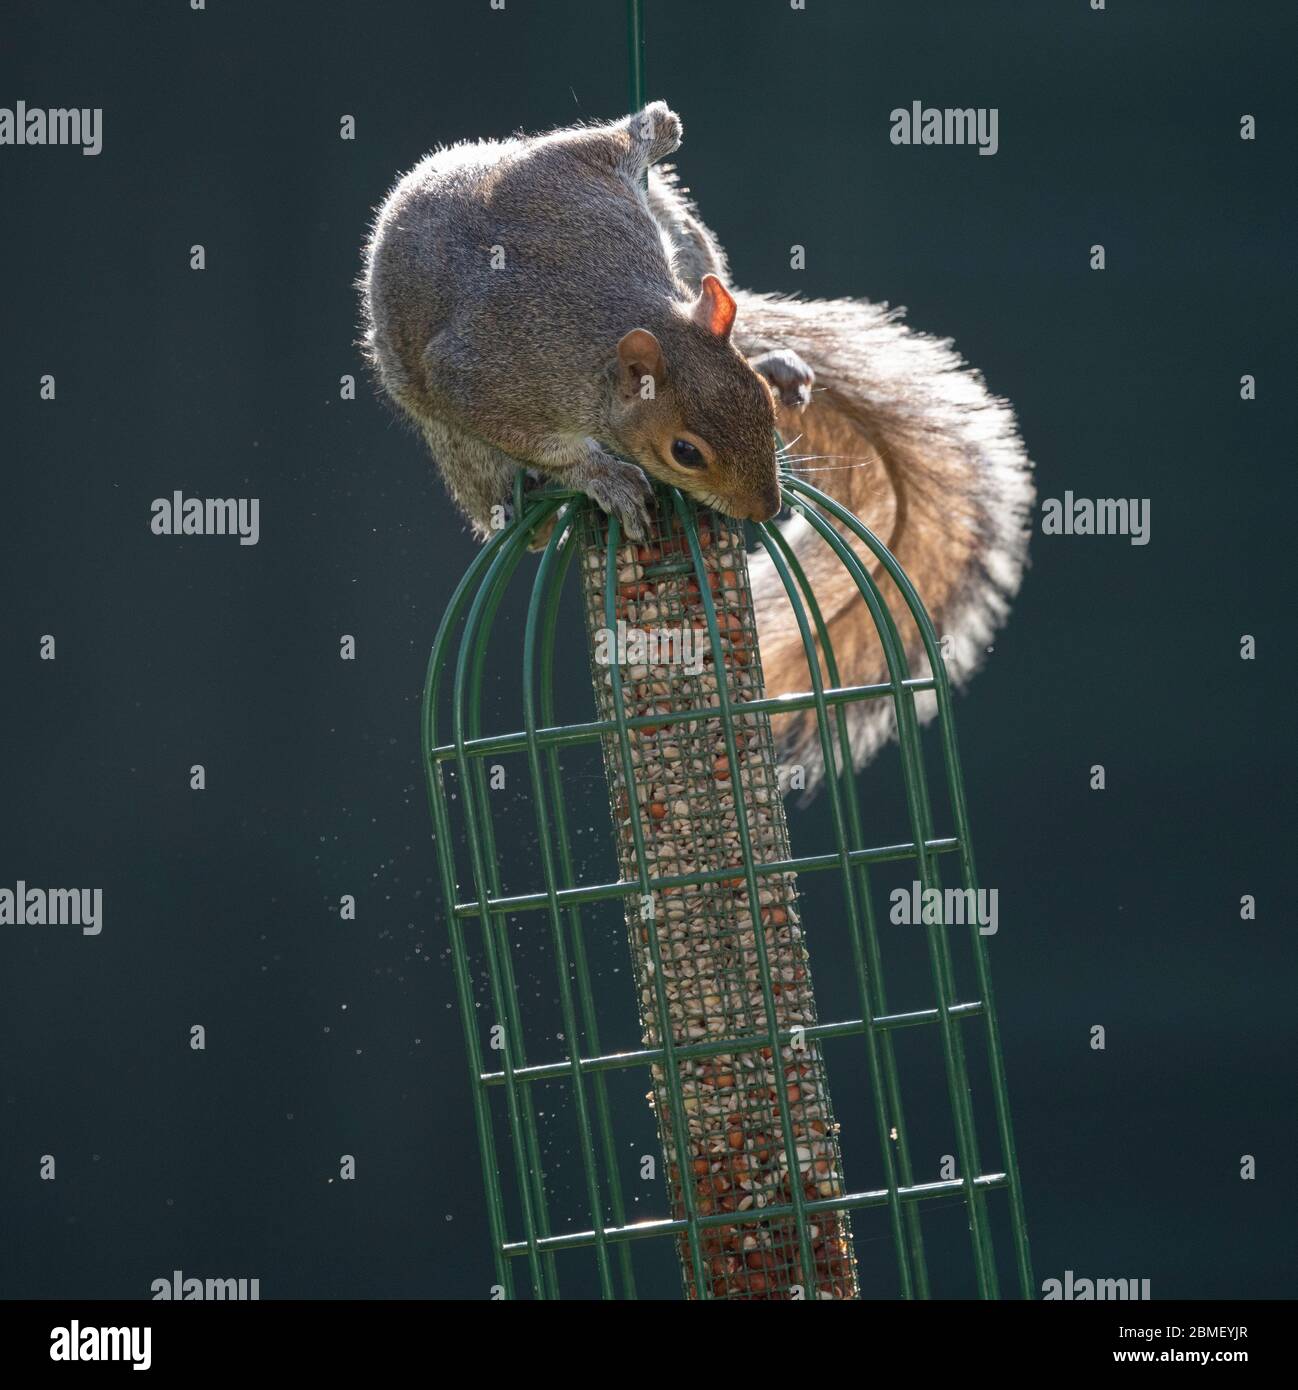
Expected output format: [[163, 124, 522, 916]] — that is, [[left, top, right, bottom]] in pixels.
[[692, 274, 737, 339], [616, 328, 665, 399]]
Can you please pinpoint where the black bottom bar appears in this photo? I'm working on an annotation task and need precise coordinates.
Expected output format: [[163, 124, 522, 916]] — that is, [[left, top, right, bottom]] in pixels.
[[0, 1298, 1281, 1372]]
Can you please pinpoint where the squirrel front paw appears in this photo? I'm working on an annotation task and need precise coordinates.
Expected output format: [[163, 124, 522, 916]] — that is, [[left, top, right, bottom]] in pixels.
[[750, 348, 816, 410], [574, 451, 653, 541]]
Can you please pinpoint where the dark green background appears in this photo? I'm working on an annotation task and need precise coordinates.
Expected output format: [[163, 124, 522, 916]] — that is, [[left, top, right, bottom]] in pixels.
[[1, 0, 1293, 1299]]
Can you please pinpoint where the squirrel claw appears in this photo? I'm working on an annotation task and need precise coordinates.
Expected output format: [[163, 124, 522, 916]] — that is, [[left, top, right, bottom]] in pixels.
[[576, 454, 652, 541]]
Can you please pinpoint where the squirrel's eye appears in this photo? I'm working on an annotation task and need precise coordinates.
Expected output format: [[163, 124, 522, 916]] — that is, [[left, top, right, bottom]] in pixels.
[[671, 439, 705, 468]]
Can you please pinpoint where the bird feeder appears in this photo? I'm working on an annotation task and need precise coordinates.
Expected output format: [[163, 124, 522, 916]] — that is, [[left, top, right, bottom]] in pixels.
[[421, 472, 1033, 1299]]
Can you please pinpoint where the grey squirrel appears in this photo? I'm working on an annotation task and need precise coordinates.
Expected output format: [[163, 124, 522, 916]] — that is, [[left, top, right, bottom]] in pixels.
[[361, 103, 1034, 782]]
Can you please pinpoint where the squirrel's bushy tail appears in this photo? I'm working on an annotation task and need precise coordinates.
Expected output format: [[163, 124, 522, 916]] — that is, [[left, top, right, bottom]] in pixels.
[[733, 291, 1035, 791]]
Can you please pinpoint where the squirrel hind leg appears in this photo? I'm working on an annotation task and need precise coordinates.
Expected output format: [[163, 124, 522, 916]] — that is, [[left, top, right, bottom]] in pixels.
[[620, 102, 683, 178], [750, 349, 816, 410]]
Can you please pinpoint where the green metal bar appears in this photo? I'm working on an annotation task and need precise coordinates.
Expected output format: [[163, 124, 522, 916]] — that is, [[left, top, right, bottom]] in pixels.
[[502, 1172, 1012, 1257], [627, 0, 645, 119], [480, 1002, 988, 1086], [426, 678, 937, 763], [454, 837, 962, 917]]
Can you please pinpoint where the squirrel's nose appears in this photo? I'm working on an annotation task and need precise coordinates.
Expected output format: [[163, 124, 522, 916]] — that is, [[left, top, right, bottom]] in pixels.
[[748, 484, 782, 523]]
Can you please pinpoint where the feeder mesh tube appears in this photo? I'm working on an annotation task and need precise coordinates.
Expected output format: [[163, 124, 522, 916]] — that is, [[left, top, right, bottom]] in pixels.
[[581, 501, 858, 1300]]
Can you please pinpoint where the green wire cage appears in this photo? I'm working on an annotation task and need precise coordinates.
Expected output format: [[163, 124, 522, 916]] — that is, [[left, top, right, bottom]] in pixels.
[[420, 475, 1032, 1300]]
